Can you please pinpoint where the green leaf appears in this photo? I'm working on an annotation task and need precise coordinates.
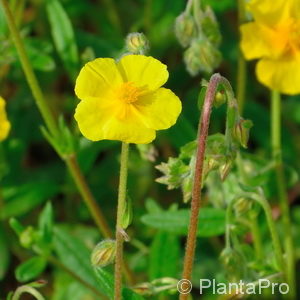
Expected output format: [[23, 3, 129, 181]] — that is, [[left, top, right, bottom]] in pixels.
[[0, 225, 10, 280], [122, 288, 145, 300], [53, 226, 112, 296], [93, 268, 114, 299], [141, 207, 226, 237], [15, 256, 47, 282], [1, 181, 59, 219], [149, 231, 180, 280], [38, 202, 54, 244], [46, 0, 79, 79]]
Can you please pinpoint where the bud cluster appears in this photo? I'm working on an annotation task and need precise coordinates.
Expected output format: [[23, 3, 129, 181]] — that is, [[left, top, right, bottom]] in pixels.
[[175, 1, 222, 75]]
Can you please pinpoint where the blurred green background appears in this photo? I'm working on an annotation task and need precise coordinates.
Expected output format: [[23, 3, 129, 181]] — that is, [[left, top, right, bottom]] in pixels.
[[0, 0, 300, 299]]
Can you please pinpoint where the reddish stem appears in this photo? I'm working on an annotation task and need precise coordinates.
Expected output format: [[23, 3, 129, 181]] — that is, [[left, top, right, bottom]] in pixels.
[[180, 73, 229, 300]]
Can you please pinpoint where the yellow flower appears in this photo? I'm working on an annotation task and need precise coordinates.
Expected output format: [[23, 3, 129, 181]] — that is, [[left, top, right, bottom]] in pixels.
[[240, 0, 300, 94], [0, 97, 10, 142], [74, 55, 182, 144]]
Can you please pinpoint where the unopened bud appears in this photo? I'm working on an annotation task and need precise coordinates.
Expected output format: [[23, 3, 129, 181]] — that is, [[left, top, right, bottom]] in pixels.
[[201, 6, 222, 46], [233, 119, 253, 148], [91, 239, 116, 268], [20, 226, 36, 249], [219, 159, 232, 181], [184, 37, 221, 76], [234, 197, 252, 216], [220, 247, 244, 281], [175, 13, 197, 47], [132, 282, 154, 296], [214, 91, 226, 108], [126, 33, 149, 54]]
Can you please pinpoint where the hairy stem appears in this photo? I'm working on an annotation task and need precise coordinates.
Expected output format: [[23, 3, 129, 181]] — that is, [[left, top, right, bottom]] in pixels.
[[271, 91, 295, 298], [114, 142, 129, 300], [180, 73, 235, 300]]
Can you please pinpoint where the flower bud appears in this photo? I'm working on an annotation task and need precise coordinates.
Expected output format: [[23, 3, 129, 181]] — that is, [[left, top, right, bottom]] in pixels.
[[220, 247, 245, 281], [234, 197, 252, 216], [175, 12, 197, 47], [201, 6, 222, 46], [183, 37, 221, 75], [91, 239, 116, 268], [214, 91, 226, 108], [219, 159, 232, 181], [125, 33, 149, 55], [132, 282, 154, 296], [233, 118, 253, 148], [20, 226, 36, 249]]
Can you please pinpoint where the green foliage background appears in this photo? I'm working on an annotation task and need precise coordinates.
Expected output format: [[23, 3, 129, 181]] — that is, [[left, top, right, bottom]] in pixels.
[[0, 0, 299, 299]]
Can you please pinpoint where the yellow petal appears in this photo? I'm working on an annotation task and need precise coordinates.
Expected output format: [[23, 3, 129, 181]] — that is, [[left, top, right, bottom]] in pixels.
[[117, 55, 168, 92], [75, 97, 155, 144], [102, 118, 156, 144], [133, 88, 182, 130], [247, 0, 294, 25], [0, 97, 10, 141], [240, 23, 272, 60], [256, 58, 300, 95], [75, 58, 123, 100]]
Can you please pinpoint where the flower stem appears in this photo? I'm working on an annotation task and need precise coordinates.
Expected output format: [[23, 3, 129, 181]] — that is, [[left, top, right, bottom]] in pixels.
[[114, 142, 129, 300], [180, 74, 233, 300], [12, 286, 45, 300], [1, 0, 59, 139], [65, 155, 113, 238], [249, 216, 263, 261], [271, 91, 295, 298]]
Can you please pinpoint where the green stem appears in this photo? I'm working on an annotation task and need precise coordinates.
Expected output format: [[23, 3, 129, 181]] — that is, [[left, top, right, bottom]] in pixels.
[[249, 216, 263, 261], [253, 193, 284, 272], [271, 91, 295, 298], [236, 0, 247, 114], [12, 286, 45, 300], [114, 142, 129, 300], [65, 155, 113, 238], [1, 0, 59, 138]]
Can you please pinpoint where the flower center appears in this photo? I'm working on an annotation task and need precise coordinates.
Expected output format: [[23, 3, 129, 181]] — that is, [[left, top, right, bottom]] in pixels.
[[117, 82, 143, 104], [273, 19, 300, 56]]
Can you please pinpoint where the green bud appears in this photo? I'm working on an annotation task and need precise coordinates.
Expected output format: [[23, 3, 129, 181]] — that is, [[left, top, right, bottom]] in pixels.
[[233, 118, 253, 148], [20, 226, 36, 249], [234, 197, 252, 216], [219, 159, 232, 181], [220, 247, 245, 281], [201, 6, 222, 46], [132, 283, 154, 296], [126, 32, 149, 55], [91, 239, 116, 268], [175, 12, 197, 48], [214, 91, 226, 108], [184, 37, 222, 76]]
